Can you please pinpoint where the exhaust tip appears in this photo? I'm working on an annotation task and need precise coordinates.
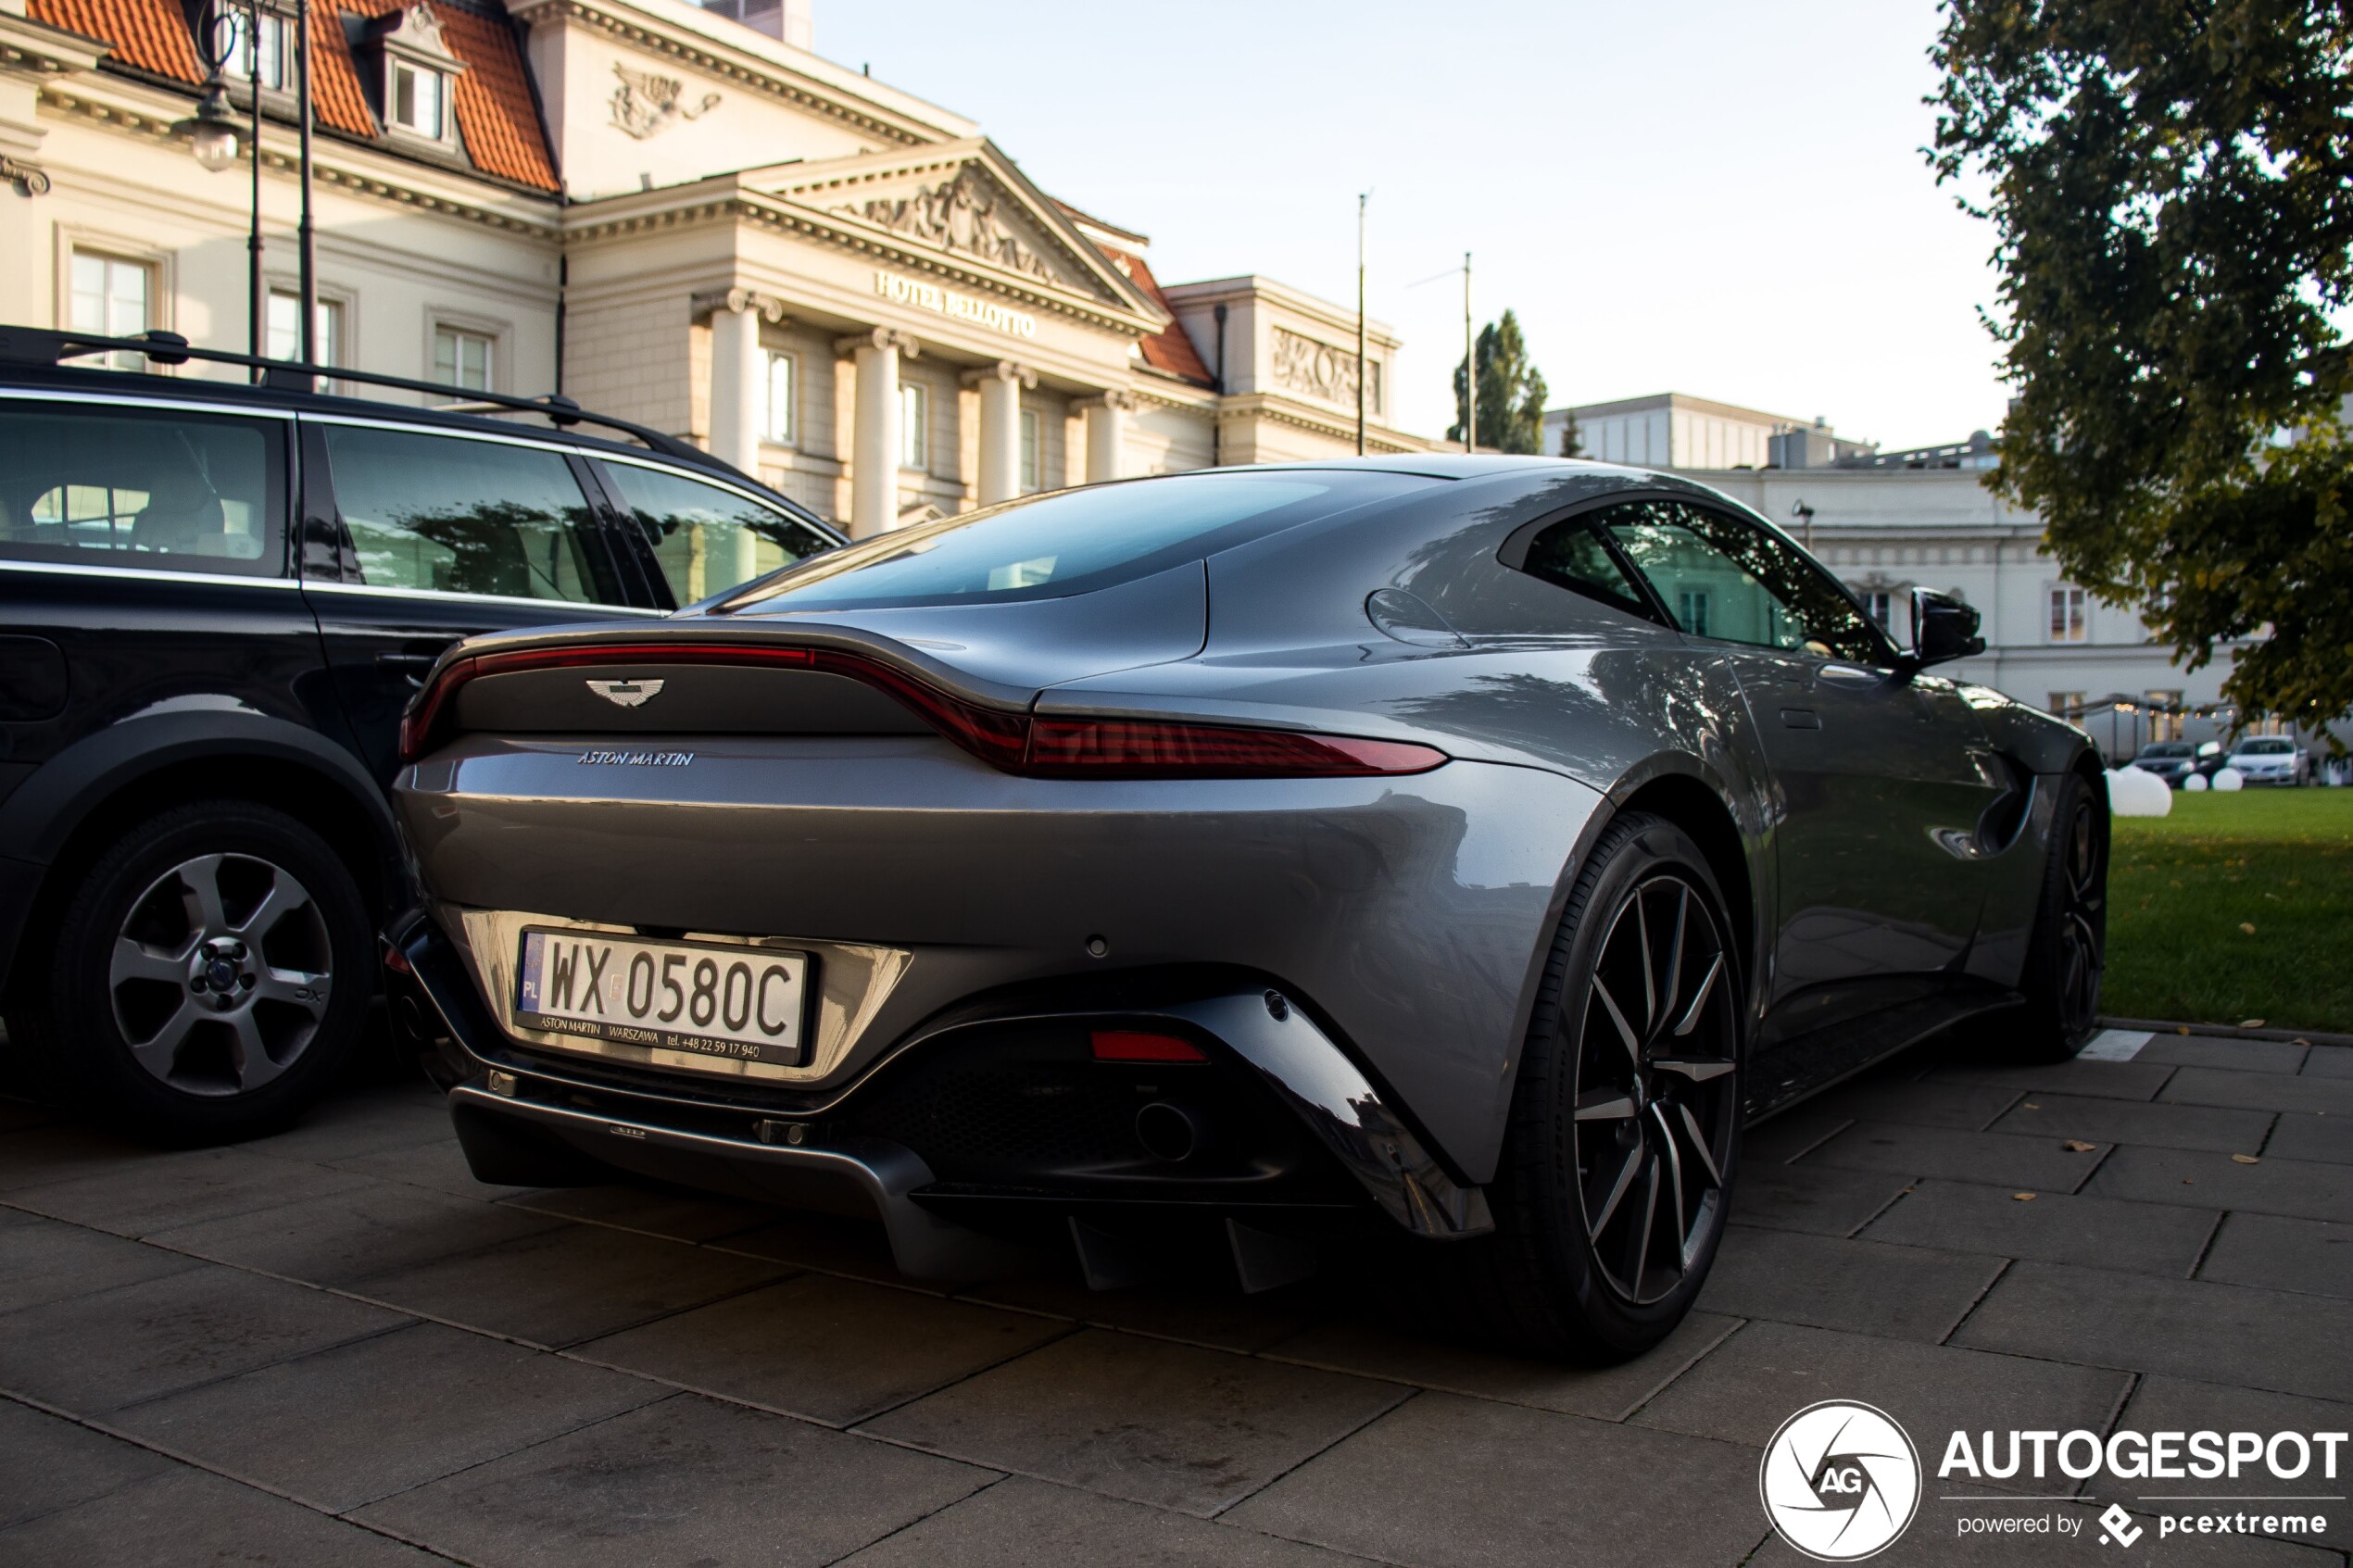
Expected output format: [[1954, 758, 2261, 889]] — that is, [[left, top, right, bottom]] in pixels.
[[1134, 1100, 1203, 1164]]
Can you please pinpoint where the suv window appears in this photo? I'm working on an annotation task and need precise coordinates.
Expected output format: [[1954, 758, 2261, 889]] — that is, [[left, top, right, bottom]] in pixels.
[[601, 460, 832, 606], [1595, 498, 1887, 663], [0, 402, 283, 575], [320, 424, 620, 604]]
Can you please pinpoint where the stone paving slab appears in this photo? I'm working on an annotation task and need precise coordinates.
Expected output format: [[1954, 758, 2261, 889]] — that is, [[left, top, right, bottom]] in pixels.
[[1732, 1162, 1918, 1236], [1930, 1057, 2179, 1101], [145, 1179, 571, 1287], [1992, 1091, 2277, 1154], [860, 1327, 1410, 1516], [0, 1212, 203, 1314], [2264, 1113, 2353, 1166], [1802, 1076, 2025, 1131], [2196, 1212, 2353, 1298], [0, 1399, 172, 1531], [1225, 1392, 1769, 1568], [1798, 1121, 2113, 1191], [2163, 1066, 2353, 1118], [2087, 1145, 2353, 1223], [107, 1321, 667, 1512], [2301, 1047, 2353, 1080], [352, 1393, 991, 1568], [3, 1146, 377, 1238], [1695, 1225, 2008, 1342], [1858, 1179, 2220, 1276], [833, 1475, 1369, 1567], [1, 1464, 450, 1566], [2136, 1035, 2311, 1073]]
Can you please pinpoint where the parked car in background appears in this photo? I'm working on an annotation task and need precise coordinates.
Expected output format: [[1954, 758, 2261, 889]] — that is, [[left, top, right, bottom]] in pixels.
[[388, 459, 2107, 1360], [0, 327, 840, 1142], [2223, 736, 2309, 786], [2130, 741, 2199, 787]]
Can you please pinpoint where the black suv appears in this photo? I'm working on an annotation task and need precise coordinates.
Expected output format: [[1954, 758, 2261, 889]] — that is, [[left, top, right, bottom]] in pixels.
[[0, 329, 841, 1142]]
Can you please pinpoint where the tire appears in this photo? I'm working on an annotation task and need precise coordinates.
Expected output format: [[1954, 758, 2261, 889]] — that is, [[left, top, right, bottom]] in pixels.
[[1393, 811, 1744, 1362], [2007, 770, 2108, 1061], [10, 800, 372, 1144]]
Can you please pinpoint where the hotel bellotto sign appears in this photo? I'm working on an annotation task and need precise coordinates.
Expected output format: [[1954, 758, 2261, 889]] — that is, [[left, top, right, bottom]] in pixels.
[[874, 271, 1039, 340]]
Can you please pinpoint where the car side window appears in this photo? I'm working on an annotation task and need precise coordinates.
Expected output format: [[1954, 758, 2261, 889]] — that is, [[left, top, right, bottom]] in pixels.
[[320, 424, 622, 605], [1599, 499, 1887, 663], [601, 461, 831, 606], [0, 402, 284, 576], [1519, 517, 1655, 622]]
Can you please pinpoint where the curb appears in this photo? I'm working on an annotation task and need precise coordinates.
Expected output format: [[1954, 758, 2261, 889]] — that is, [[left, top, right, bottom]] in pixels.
[[2098, 1014, 2353, 1049]]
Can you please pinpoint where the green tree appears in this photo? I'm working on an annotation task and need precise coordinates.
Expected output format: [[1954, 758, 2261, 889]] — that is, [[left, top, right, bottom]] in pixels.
[[1557, 408, 1584, 458], [1449, 309, 1550, 454], [1930, 1, 2353, 735]]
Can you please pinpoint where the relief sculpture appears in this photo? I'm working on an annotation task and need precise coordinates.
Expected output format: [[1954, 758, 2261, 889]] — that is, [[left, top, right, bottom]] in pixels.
[[610, 63, 720, 141], [841, 167, 1053, 281], [1271, 327, 1378, 412]]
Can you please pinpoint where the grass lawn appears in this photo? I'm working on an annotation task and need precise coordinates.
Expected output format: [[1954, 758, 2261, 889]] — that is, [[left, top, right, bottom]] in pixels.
[[2106, 787, 2353, 1034]]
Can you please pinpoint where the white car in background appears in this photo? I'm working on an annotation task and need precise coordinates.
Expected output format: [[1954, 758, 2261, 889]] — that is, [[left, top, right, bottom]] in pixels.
[[2223, 736, 2309, 786]]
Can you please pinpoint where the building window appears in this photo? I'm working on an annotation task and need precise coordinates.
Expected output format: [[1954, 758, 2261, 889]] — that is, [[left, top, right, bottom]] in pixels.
[[224, 9, 290, 89], [900, 381, 927, 470], [2145, 690, 2183, 742], [1676, 589, 1710, 640], [267, 290, 343, 368], [433, 326, 494, 392], [69, 251, 152, 370], [1864, 590, 1894, 629], [1019, 408, 1039, 492], [2047, 691, 2084, 720], [2047, 584, 2088, 643], [389, 59, 447, 138], [763, 351, 796, 445]]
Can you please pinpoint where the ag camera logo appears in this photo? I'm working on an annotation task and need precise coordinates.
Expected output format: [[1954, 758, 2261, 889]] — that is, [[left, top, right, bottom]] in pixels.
[[1760, 1400, 1923, 1561]]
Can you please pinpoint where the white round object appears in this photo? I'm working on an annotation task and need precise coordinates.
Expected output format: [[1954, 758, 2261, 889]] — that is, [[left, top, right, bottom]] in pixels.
[[2106, 765, 2172, 817], [2213, 766, 2245, 792], [2183, 771, 2208, 792]]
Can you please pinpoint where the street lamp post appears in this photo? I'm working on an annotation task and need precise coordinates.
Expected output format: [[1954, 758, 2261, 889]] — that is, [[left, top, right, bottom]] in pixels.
[[296, 0, 316, 364], [1354, 192, 1367, 457]]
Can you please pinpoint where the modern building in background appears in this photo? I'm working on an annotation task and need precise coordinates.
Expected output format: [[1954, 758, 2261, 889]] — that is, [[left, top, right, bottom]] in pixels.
[[1543, 392, 1877, 471], [0, 0, 1435, 536]]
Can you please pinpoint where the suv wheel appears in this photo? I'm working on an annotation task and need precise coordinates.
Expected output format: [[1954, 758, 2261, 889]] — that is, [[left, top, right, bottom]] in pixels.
[[15, 800, 371, 1144], [1393, 812, 1743, 1361]]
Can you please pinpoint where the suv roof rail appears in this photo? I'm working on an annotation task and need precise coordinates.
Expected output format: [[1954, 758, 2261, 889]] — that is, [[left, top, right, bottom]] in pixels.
[[0, 326, 736, 479]]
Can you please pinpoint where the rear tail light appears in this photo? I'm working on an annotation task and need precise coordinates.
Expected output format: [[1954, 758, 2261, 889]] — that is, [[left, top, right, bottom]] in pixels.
[[1090, 1030, 1209, 1063], [400, 642, 1446, 779]]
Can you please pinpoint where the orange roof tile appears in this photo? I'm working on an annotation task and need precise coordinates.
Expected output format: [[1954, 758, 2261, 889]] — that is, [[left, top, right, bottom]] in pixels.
[[32, 0, 557, 194], [1099, 245, 1214, 387], [31, 0, 203, 82]]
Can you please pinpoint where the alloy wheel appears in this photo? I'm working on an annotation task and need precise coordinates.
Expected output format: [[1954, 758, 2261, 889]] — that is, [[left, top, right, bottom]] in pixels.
[[1572, 871, 1740, 1307], [107, 853, 333, 1097], [2054, 797, 2106, 1034]]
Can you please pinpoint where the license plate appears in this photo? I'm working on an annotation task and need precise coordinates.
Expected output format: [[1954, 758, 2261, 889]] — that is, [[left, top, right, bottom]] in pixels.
[[514, 929, 811, 1068]]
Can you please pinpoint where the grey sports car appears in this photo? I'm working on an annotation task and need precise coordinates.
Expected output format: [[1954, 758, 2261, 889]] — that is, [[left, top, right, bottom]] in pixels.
[[387, 456, 2107, 1360]]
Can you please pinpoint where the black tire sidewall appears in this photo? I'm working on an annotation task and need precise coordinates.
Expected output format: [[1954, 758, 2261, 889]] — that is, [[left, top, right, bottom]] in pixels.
[[2016, 770, 2108, 1057], [1513, 811, 1744, 1359], [42, 801, 371, 1143]]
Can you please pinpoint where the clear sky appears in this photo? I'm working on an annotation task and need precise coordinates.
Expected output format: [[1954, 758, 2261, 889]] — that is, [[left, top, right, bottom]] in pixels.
[[814, 0, 2009, 453]]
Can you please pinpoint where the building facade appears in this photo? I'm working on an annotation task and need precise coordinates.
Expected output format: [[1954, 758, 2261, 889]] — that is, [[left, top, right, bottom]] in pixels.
[[0, 0, 1437, 537], [1543, 391, 1875, 472]]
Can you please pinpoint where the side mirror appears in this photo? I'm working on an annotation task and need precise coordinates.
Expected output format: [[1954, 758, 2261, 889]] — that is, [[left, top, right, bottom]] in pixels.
[[1909, 588, 1984, 667]]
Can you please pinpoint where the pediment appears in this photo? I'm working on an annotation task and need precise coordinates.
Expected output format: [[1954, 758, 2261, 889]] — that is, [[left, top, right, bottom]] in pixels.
[[764, 144, 1150, 315]]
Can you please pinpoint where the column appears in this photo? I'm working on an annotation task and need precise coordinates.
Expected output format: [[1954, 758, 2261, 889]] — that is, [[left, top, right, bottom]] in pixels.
[[1077, 390, 1137, 484], [963, 360, 1035, 506], [837, 328, 920, 539], [694, 287, 785, 477]]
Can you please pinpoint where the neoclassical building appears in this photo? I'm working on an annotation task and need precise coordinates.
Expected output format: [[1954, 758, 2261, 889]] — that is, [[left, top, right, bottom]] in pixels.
[[0, 0, 1437, 533]]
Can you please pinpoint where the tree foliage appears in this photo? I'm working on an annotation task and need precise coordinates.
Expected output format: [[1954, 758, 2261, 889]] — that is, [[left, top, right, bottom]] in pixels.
[[1450, 309, 1550, 454], [1930, 0, 2353, 733], [1557, 408, 1584, 458]]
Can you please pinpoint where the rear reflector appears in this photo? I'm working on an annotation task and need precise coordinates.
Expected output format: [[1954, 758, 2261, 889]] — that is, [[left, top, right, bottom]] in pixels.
[[400, 642, 1446, 779], [1089, 1030, 1209, 1063]]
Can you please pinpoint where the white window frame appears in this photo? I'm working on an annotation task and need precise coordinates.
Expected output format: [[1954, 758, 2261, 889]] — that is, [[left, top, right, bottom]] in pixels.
[[1019, 407, 1039, 492], [223, 9, 291, 90], [900, 381, 928, 470], [67, 247, 158, 371], [388, 58, 449, 140], [2047, 584, 2088, 643], [430, 320, 500, 395], [763, 349, 797, 446]]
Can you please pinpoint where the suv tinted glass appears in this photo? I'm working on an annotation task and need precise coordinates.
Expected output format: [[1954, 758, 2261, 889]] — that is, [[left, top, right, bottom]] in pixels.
[[731, 470, 1435, 613], [321, 425, 620, 604], [1596, 498, 1887, 663], [0, 402, 283, 576], [601, 460, 832, 606]]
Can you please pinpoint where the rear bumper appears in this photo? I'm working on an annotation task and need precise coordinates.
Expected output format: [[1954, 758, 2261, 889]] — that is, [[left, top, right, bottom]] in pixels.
[[394, 918, 1491, 1279]]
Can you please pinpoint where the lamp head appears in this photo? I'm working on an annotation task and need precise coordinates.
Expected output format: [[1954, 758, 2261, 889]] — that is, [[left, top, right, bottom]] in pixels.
[[178, 83, 240, 171]]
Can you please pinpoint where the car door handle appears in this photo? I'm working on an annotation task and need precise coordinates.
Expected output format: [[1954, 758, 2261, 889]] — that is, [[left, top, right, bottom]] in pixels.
[[1780, 709, 1821, 730]]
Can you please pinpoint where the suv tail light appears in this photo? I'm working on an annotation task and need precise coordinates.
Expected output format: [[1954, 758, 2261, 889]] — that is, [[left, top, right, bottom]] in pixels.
[[399, 644, 1446, 779]]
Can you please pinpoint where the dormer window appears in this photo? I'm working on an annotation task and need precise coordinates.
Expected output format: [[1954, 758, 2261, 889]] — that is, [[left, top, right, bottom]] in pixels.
[[390, 59, 446, 138], [354, 2, 465, 150], [222, 7, 292, 90]]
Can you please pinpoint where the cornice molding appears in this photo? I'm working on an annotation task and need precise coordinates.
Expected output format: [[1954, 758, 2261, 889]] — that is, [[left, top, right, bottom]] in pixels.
[[1217, 391, 1436, 452], [0, 11, 106, 76], [507, 0, 933, 147], [36, 85, 560, 237]]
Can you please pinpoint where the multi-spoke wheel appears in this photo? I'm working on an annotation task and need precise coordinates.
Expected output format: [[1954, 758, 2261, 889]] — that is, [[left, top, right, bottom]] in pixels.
[[1573, 870, 1739, 1307], [1392, 810, 1744, 1362], [11, 799, 371, 1143], [2012, 769, 2108, 1060]]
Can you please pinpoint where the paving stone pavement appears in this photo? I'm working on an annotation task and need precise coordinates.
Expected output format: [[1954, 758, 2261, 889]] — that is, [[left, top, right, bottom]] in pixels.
[[3, 1032, 2349, 1567]]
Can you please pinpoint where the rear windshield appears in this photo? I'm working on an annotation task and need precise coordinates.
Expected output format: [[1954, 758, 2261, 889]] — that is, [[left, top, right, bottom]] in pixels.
[[2138, 744, 2192, 758], [2235, 738, 2294, 755], [725, 470, 1437, 613]]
